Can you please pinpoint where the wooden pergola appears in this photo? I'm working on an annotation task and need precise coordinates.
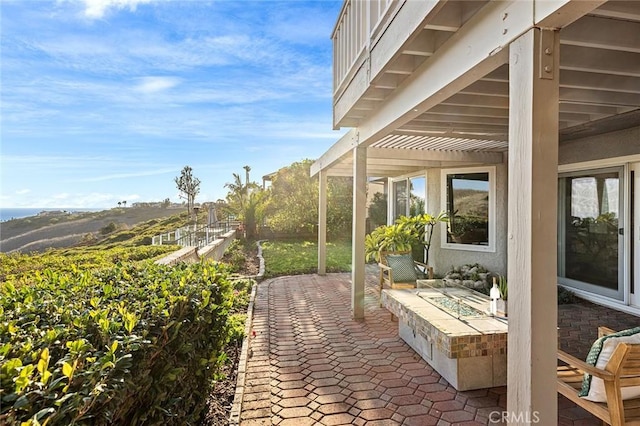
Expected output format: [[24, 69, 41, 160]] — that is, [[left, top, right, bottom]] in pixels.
[[312, 1, 639, 424]]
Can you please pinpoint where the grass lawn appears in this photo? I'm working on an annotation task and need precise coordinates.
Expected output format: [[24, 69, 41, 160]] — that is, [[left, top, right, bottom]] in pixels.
[[261, 239, 352, 277]]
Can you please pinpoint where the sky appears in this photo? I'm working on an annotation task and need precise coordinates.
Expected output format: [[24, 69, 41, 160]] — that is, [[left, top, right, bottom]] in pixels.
[[0, 0, 345, 208]]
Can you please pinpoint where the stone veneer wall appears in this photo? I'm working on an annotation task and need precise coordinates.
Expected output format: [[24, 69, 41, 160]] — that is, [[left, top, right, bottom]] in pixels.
[[381, 290, 507, 359]]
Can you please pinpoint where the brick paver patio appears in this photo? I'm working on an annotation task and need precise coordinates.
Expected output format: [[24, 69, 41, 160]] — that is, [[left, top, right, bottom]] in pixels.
[[238, 272, 640, 425]]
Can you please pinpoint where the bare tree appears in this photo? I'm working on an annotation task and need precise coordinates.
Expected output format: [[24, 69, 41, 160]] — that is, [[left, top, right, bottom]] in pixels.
[[174, 166, 201, 214]]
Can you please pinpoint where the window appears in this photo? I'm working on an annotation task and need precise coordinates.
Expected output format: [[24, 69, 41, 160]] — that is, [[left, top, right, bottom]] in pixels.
[[393, 180, 408, 221], [392, 175, 426, 221], [558, 167, 624, 300], [441, 167, 495, 252], [410, 176, 425, 216]]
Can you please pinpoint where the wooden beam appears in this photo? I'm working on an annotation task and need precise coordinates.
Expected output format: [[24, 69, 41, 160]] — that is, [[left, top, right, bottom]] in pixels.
[[413, 112, 509, 127], [459, 80, 509, 97], [560, 87, 640, 108], [402, 30, 437, 57], [369, 0, 443, 80], [560, 109, 640, 141], [428, 104, 509, 118], [561, 45, 640, 77], [535, 0, 605, 28], [351, 146, 366, 319], [591, 1, 640, 21], [560, 70, 640, 95], [424, 1, 462, 32], [398, 123, 508, 134], [507, 27, 559, 425], [367, 147, 504, 164], [559, 101, 627, 116], [385, 54, 420, 75], [311, 129, 357, 177], [561, 15, 640, 53], [372, 73, 399, 90], [356, 0, 529, 148], [441, 93, 509, 109]]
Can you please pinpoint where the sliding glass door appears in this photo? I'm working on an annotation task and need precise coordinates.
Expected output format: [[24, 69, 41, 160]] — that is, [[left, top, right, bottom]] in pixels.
[[558, 168, 624, 300]]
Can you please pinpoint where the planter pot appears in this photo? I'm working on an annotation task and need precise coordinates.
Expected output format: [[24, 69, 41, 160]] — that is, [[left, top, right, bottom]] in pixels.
[[496, 299, 508, 317]]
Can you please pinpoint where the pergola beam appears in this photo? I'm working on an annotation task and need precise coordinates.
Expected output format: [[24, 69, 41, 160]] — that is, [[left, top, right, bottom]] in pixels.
[[367, 147, 503, 163]]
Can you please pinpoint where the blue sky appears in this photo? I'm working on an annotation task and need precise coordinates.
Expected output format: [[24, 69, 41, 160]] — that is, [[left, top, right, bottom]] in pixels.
[[1, 0, 344, 208]]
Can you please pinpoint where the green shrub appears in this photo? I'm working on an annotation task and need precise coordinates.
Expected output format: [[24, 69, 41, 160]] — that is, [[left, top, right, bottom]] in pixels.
[[100, 222, 117, 235], [1, 261, 234, 425]]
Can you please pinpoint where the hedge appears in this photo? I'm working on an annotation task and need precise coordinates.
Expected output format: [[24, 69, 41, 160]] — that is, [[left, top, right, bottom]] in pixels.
[[0, 261, 237, 425]]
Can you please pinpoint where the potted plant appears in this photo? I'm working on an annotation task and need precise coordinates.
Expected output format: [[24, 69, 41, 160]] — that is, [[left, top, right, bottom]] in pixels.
[[364, 211, 448, 265], [364, 223, 414, 263], [496, 274, 508, 316], [395, 211, 448, 266]]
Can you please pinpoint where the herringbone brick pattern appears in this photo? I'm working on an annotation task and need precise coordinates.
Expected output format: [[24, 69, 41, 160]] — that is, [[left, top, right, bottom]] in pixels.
[[239, 272, 639, 425]]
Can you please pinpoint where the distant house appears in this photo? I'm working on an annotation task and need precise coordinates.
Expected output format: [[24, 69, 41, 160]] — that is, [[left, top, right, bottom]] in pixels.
[[312, 1, 639, 423]]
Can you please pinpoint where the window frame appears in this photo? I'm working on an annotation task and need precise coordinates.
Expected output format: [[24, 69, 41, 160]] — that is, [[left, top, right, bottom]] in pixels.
[[440, 166, 496, 253], [557, 166, 625, 301]]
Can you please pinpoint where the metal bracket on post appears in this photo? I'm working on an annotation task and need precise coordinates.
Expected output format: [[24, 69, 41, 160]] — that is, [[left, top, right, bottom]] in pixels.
[[539, 28, 555, 80]]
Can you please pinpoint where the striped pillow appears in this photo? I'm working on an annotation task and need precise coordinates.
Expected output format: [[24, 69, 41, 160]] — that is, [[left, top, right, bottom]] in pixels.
[[580, 327, 640, 402]]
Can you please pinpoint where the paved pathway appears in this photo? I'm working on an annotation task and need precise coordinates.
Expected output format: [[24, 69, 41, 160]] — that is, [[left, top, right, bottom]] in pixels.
[[238, 272, 639, 425]]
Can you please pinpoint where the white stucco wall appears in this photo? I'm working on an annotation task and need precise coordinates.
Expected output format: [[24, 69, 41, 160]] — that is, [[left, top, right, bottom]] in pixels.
[[559, 126, 640, 165]]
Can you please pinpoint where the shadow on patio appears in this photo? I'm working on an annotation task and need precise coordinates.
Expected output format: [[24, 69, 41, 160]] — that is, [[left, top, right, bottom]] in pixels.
[[237, 271, 639, 425]]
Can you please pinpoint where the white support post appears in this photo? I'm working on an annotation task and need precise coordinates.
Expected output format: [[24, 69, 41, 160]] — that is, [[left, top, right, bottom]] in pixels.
[[386, 177, 394, 225], [352, 145, 367, 319], [507, 28, 559, 425], [318, 170, 328, 276]]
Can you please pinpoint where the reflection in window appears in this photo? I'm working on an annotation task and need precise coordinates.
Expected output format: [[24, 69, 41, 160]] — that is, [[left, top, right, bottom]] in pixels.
[[559, 171, 621, 291], [445, 173, 489, 245], [410, 177, 425, 216], [394, 180, 408, 220]]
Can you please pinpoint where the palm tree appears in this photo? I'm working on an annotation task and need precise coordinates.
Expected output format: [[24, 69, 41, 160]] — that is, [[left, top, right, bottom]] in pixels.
[[243, 165, 251, 188], [225, 168, 264, 239], [225, 173, 247, 214], [117, 201, 122, 207], [122, 200, 127, 207]]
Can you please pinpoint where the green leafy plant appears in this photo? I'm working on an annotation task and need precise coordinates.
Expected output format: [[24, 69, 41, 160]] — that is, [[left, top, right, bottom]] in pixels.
[[0, 261, 239, 425], [498, 274, 508, 300], [364, 212, 448, 264]]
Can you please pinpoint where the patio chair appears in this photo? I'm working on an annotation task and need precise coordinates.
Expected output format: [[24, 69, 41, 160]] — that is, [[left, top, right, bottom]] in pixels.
[[378, 250, 433, 303], [557, 326, 640, 426]]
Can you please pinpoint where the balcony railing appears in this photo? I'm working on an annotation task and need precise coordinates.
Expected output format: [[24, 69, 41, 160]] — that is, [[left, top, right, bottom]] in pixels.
[[152, 220, 240, 248], [332, 0, 396, 95]]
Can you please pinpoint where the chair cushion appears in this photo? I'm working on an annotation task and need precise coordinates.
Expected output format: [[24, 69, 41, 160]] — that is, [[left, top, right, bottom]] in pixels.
[[580, 327, 640, 402], [385, 254, 418, 283]]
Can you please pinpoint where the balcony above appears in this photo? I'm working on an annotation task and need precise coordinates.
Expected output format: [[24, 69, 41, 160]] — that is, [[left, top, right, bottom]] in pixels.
[[331, 0, 639, 150]]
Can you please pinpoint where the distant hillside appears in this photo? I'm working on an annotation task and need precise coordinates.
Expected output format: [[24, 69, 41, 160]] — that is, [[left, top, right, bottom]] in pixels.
[[0, 206, 189, 253]]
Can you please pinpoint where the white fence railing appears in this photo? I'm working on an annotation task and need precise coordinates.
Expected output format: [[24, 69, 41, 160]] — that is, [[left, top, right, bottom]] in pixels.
[[152, 220, 240, 248], [332, 0, 396, 94]]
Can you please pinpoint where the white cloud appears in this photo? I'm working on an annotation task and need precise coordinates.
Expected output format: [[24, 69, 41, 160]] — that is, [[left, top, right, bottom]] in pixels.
[[134, 76, 181, 94], [82, 0, 154, 19], [15, 189, 31, 195]]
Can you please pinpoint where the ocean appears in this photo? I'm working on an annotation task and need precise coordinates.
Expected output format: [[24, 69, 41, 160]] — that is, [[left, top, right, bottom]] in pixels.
[[0, 208, 99, 222]]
